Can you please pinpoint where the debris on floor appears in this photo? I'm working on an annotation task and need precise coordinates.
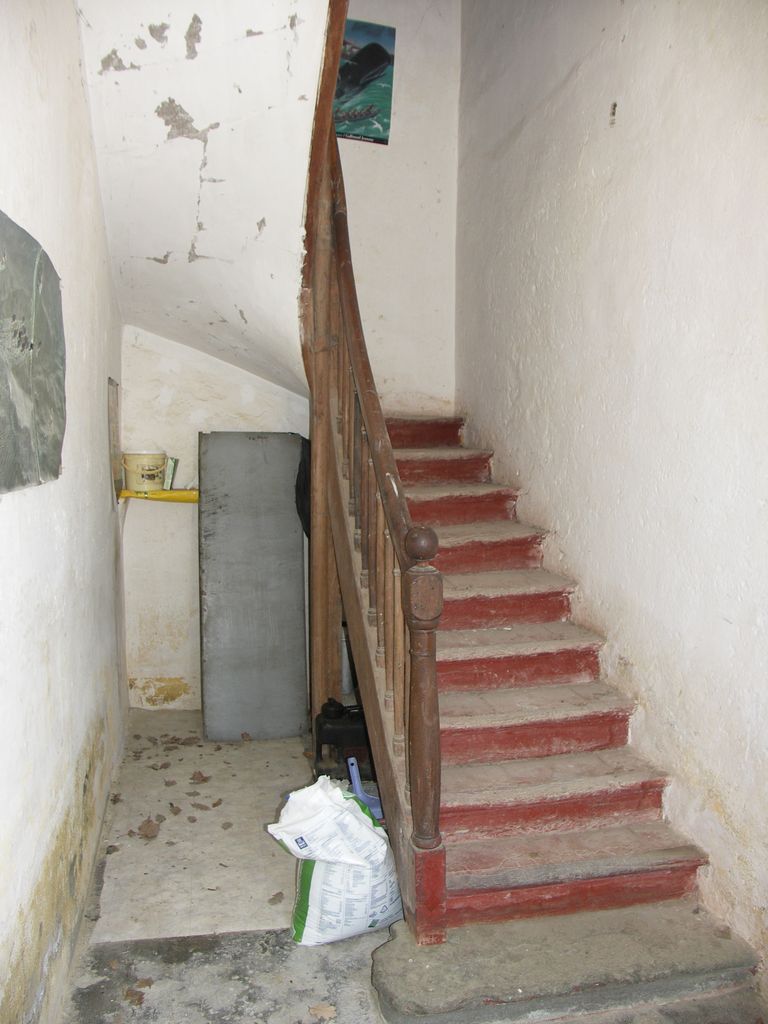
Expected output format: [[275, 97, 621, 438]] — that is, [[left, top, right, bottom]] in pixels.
[[91, 710, 312, 942], [63, 710, 389, 1023]]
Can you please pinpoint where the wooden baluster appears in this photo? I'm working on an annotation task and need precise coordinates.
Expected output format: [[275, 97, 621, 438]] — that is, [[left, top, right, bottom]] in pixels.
[[342, 344, 352, 480], [336, 316, 352, 486], [347, 366, 355, 485], [375, 495, 385, 667], [333, 267, 343, 439], [404, 618, 411, 790], [359, 427, 369, 587], [384, 530, 394, 709], [393, 560, 405, 754], [352, 397, 361, 531], [366, 455, 377, 623], [403, 526, 443, 851]]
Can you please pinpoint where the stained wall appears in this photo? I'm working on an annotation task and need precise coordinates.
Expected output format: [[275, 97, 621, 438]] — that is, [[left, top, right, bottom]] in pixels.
[[0, 2, 125, 1020]]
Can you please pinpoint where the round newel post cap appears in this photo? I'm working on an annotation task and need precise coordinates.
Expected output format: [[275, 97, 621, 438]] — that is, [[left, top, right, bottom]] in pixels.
[[405, 525, 438, 563]]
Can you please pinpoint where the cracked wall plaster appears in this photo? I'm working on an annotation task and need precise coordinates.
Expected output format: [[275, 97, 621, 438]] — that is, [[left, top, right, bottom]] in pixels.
[[80, 0, 331, 394], [155, 98, 219, 143], [185, 14, 202, 59], [99, 48, 139, 73], [148, 22, 169, 44]]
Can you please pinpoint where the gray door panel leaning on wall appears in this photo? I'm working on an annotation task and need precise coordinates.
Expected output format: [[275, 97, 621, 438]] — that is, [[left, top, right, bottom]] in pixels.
[[199, 431, 307, 741]]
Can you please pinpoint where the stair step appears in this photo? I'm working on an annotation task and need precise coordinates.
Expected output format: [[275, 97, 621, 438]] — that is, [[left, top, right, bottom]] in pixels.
[[386, 415, 464, 448], [445, 870, 702, 929], [441, 569, 573, 629], [439, 681, 633, 764], [432, 520, 545, 573], [556, 988, 767, 1023], [406, 482, 517, 525], [372, 899, 760, 1024], [395, 447, 492, 485], [437, 621, 603, 690], [440, 747, 667, 837], [445, 820, 705, 892]]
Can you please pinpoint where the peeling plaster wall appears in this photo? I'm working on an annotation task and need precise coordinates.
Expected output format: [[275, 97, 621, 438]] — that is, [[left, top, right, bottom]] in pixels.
[[341, 0, 460, 414], [0, 3, 125, 1021], [121, 326, 309, 710], [457, 0, 768, 966], [78, 0, 330, 396]]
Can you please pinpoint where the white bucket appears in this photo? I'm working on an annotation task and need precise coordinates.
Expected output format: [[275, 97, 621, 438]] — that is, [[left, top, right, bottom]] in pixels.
[[122, 451, 167, 492]]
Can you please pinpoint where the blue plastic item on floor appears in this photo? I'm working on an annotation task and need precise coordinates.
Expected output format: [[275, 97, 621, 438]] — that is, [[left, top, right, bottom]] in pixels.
[[347, 756, 383, 820]]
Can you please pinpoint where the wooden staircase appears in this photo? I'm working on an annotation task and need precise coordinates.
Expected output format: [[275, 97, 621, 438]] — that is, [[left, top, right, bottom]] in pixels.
[[387, 415, 706, 931], [296, 11, 764, 1019], [300, 2, 708, 948]]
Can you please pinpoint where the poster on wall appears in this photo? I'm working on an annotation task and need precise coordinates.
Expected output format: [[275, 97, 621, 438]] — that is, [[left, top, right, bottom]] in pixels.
[[0, 209, 66, 494], [334, 20, 395, 145]]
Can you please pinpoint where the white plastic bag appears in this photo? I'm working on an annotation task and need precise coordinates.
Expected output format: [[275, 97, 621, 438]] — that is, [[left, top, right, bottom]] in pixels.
[[268, 776, 403, 945]]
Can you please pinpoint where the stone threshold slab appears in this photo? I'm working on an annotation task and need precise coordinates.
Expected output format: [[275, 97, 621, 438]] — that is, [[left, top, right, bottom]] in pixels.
[[372, 898, 758, 1024]]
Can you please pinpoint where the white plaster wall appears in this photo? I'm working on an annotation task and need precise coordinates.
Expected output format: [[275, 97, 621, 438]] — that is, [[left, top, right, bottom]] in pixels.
[[341, 0, 460, 413], [78, 0, 330, 395], [457, 0, 768, 963], [0, 2, 125, 1020], [121, 326, 309, 710]]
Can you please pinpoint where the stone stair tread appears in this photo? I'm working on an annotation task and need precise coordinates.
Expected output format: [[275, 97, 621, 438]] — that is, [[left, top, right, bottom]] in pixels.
[[444, 820, 705, 892], [435, 520, 545, 546], [441, 747, 665, 808], [394, 446, 491, 460], [437, 621, 604, 660], [372, 898, 759, 1023], [439, 681, 632, 729], [442, 568, 574, 598], [406, 481, 517, 500], [556, 988, 766, 1023]]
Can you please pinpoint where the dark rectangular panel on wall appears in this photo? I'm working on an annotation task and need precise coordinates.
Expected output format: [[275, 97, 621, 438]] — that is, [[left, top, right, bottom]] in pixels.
[[199, 431, 307, 741]]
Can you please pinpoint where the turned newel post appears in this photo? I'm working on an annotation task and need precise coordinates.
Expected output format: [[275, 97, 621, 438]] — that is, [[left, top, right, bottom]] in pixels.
[[403, 525, 443, 851]]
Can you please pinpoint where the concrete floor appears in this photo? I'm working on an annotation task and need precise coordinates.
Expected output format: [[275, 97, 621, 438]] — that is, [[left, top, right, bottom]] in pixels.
[[62, 710, 766, 1024], [63, 709, 388, 1023]]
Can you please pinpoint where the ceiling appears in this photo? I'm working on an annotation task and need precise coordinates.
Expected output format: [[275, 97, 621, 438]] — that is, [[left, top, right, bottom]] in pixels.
[[79, 0, 328, 395]]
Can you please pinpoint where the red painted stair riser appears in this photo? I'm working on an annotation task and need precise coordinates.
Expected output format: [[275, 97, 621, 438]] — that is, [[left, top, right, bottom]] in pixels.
[[440, 591, 571, 630], [431, 537, 543, 574], [437, 647, 601, 691], [440, 713, 630, 765], [396, 454, 491, 485], [387, 418, 463, 448], [439, 780, 667, 838], [407, 491, 517, 525], [444, 864, 702, 928]]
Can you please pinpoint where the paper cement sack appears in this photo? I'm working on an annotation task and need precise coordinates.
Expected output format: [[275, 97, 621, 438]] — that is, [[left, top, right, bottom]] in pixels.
[[268, 776, 403, 945]]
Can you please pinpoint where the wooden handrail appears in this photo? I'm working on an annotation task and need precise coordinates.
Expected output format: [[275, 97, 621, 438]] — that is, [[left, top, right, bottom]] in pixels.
[[328, 133, 444, 851], [301, 0, 446, 938]]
